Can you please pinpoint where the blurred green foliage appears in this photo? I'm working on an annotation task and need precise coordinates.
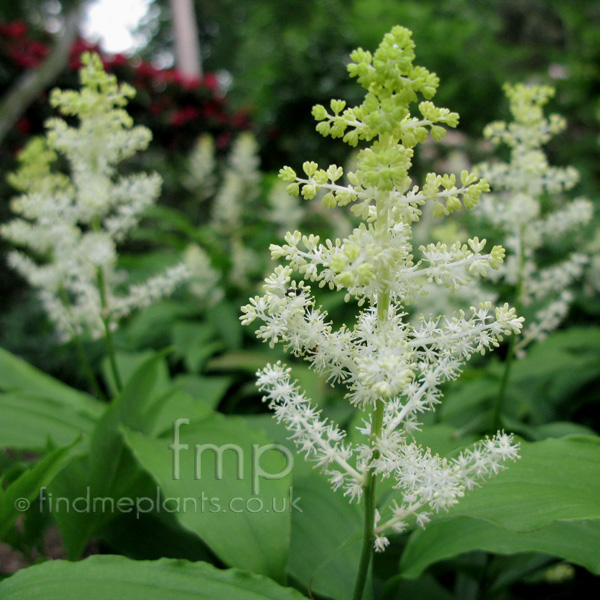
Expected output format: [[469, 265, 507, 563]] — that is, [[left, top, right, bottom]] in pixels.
[[144, 0, 600, 189]]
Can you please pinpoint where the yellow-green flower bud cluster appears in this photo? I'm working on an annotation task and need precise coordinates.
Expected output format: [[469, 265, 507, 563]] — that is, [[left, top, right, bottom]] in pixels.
[[422, 171, 490, 218]]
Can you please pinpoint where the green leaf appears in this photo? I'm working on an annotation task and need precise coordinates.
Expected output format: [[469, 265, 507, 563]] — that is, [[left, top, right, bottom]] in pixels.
[[172, 321, 223, 373], [440, 376, 495, 425], [387, 574, 454, 600], [0, 555, 308, 599], [0, 347, 103, 451], [115, 349, 173, 434], [206, 301, 243, 350], [288, 474, 370, 600], [532, 421, 597, 440], [46, 456, 94, 558], [122, 413, 293, 582], [144, 205, 199, 238], [98, 509, 215, 562], [0, 440, 79, 539], [48, 352, 173, 559], [173, 374, 232, 410], [207, 353, 327, 406], [0, 346, 102, 417], [102, 350, 171, 400], [0, 392, 99, 451], [412, 423, 479, 457], [440, 436, 600, 530], [207, 350, 279, 373], [400, 517, 600, 578], [146, 390, 214, 438], [120, 299, 197, 348], [49, 401, 150, 559]]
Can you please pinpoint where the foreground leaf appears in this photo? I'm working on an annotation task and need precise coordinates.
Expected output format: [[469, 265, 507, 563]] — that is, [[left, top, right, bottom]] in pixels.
[[123, 412, 293, 582], [0, 392, 99, 450], [440, 436, 600, 530], [288, 474, 370, 600], [0, 346, 101, 414], [49, 353, 170, 558], [49, 402, 151, 559], [0, 555, 308, 599], [400, 517, 600, 578], [0, 440, 79, 539], [0, 347, 102, 450]]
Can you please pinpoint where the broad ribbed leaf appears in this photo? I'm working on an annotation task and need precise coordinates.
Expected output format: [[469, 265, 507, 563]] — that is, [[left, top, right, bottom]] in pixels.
[[123, 413, 292, 582], [0, 555, 308, 599], [288, 474, 370, 600], [0, 440, 79, 539], [401, 517, 600, 578], [0, 347, 102, 450], [439, 436, 600, 530], [0, 392, 98, 450], [0, 346, 101, 413]]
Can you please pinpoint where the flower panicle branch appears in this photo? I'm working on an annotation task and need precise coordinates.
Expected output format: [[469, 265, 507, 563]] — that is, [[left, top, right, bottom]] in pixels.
[[241, 27, 522, 584], [475, 83, 594, 353], [1, 52, 189, 343]]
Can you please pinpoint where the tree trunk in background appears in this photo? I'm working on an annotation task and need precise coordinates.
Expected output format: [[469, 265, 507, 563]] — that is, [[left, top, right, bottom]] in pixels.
[[170, 0, 202, 79], [0, 5, 82, 147]]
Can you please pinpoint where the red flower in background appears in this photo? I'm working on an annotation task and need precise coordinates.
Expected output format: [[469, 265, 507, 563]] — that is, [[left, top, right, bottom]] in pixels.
[[170, 105, 201, 126], [0, 21, 28, 37], [0, 21, 253, 156], [15, 118, 31, 134], [202, 72, 219, 91]]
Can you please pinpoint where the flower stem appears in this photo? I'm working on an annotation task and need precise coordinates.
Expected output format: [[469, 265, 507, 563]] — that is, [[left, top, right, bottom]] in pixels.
[[97, 267, 122, 393], [72, 333, 106, 401], [491, 332, 515, 431], [492, 226, 524, 431], [58, 286, 105, 400], [353, 285, 390, 600], [352, 398, 384, 600]]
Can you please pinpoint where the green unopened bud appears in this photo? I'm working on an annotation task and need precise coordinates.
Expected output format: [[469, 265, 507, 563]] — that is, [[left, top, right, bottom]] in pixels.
[[335, 271, 355, 288], [446, 196, 462, 213], [316, 121, 331, 136], [303, 161, 318, 177], [460, 170, 477, 186], [327, 165, 344, 182], [432, 202, 448, 218], [430, 125, 446, 141], [312, 104, 328, 121], [286, 183, 300, 196], [322, 192, 336, 208], [279, 166, 297, 182], [490, 245, 505, 267], [343, 243, 361, 261], [343, 130, 359, 147], [301, 184, 317, 200], [330, 254, 348, 273], [330, 99, 346, 114]]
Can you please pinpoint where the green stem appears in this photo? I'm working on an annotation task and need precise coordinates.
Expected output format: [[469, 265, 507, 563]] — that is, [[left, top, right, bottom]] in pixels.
[[492, 225, 525, 431], [352, 398, 385, 600], [97, 267, 122, 393], [72, 332, 106, 401], [492, 331, 516, 431], [58, 287, 105, 400], [353, 284, 390, 600]]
